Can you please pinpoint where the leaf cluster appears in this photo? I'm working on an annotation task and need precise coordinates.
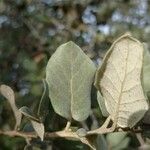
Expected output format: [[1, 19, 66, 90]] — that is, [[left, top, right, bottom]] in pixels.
[[1, 33, 150, 149]]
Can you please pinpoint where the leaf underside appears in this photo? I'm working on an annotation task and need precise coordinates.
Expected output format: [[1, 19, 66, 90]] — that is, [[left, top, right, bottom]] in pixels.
[[95, 34, 149, 128], [0, 85, 22, 128], [31, 120, 45, 141], [46, 41, 96, 121], [97, 91, 109, 117]]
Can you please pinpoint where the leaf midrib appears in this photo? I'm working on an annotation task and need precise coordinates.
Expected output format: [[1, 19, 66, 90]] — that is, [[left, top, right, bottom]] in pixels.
[[70, 48, 73, 119], [114, 40, 129, 122]]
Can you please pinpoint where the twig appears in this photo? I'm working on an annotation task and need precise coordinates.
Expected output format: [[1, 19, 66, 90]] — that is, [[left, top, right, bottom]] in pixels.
[[0, 115, 143, 149], [0, 126, 143, 150], [0, 130, 78, 139], [0, 127, 142, 139], [136, 133, 145, 146], [87, 116, 113, 135]]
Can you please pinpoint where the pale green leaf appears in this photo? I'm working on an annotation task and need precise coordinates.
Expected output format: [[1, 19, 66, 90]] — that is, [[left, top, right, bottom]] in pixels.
[[95, 34, 149, 127], [31, 120, 45, 141], [0, 84, 22, 129], [46, 41, 96, 121], [97, 91, 109, 117]]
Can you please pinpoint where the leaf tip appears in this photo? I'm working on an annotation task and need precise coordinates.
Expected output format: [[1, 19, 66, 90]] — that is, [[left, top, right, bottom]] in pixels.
[[0, 84, 15, 101], [66, 41, 75, 45], [62, 41, 79, 49], [123, 31, 132, 37], [0, 84, 10, 93], [31, 121, 45, 141]]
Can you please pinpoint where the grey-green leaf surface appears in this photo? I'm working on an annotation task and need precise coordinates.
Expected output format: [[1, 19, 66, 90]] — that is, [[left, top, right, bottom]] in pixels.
[[0, 84, 22, 129], [97, 91, 109, 117], [95, 34, 149, 127], [46, 41, 96, 121], [19, 106, 40, 122], [31, 120, 45, 141]]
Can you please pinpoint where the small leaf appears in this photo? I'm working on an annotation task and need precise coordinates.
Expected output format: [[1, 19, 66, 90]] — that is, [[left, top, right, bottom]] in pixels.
[[19, 106, 44, 141], [0, 84, 22, 128], [46, 41, 96, 121], [80, 137, 96, 150], [31, 120, 45, 141], [95, 34, 149, 127], [19, 106, 40, 122], [76, 128, 87, 137], [97, 91, 109, 117]]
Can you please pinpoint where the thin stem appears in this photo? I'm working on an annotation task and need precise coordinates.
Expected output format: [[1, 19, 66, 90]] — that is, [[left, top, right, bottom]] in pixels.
[[37, 79, 46, 116], [136, 133, 145, 146], [25, 138, 31, 145], [80, 137, 96, 150], [65, 121, 71, 131], [80, 121, 89, 130], [87, 116, 113, 135], [101, 116, 111, 128]]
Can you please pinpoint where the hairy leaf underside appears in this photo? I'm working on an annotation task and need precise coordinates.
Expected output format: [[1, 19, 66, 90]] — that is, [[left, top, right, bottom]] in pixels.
[[95, 34, 149, 127], [0, 85, 22, 128]]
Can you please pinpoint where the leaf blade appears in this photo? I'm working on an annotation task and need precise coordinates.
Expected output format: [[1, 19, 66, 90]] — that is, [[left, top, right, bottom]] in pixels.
[[95, 34, 149, 127], [31, 120, 45, 141], [19, 106, 44, 141], [97, 91, 109, 117], [46, 41, 96, 121], [0, 84, 22, 129]]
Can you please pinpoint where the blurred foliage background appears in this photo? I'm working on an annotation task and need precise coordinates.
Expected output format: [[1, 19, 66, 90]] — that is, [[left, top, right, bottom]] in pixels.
[[0, 0, 150, 149]]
